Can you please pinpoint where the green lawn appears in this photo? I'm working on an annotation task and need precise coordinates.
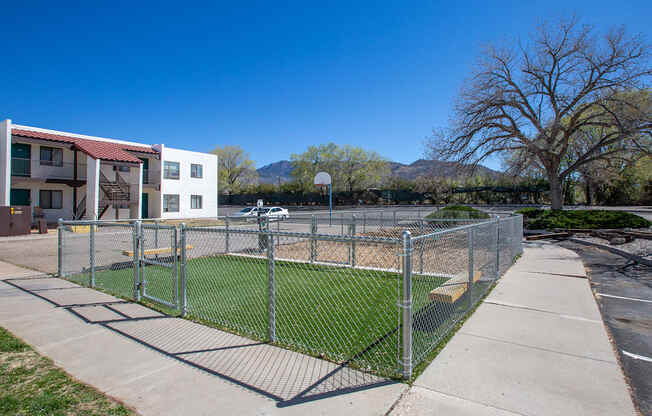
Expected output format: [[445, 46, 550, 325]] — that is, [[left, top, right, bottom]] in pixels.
[[0, 326, 133, 416], [64, 254, 481, 378]]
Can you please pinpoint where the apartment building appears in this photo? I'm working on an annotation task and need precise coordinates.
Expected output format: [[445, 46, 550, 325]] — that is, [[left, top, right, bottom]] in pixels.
[[0, 119, 218, 223]]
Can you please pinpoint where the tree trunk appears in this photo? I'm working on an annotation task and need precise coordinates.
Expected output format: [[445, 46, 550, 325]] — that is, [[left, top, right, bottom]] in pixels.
[[549, 173, 563, 210], [563, 179, 574, 205], [585, 181, 593, 206]]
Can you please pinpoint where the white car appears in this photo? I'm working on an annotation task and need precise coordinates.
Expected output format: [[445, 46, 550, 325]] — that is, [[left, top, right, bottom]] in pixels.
[[264, 207, 289, 220], [232, 207, 260, 218]]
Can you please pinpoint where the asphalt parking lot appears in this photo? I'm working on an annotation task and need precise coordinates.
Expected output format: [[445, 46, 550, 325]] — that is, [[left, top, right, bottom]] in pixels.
[[560, 241, 652, 415], [0, 233, 59, 274]]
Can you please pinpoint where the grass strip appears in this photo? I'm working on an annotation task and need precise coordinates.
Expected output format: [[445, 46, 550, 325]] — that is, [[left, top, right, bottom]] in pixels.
[[0, 326, 134, 416]]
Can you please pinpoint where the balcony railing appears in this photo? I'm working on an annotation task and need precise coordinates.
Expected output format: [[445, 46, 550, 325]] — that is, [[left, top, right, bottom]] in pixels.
[[11, 157, 87, 181], [11, 157, 159, 185], [142, 169, 160, 185]]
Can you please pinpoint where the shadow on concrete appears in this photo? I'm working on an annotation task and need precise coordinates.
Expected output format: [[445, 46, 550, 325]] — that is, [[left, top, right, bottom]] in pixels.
[[2, 276, 397, 406]]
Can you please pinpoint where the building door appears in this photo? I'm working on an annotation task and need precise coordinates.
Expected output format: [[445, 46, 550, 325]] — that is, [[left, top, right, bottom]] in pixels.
[[10, 189, 31, 206], [11, 143, 31, 177], [139, 158, 149, 184], [141, 193, 148, 218]]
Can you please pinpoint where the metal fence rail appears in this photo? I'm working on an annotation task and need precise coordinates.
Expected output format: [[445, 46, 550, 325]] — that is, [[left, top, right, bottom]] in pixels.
[[58, 213, 523, 379]]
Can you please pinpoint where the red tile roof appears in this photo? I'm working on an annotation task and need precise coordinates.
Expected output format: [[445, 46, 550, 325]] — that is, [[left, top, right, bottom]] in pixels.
[[11, 128, 158, 163]]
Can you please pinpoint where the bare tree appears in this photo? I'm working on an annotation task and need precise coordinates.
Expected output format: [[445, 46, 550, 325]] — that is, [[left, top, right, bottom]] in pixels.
[[426, 17, 652, 209]]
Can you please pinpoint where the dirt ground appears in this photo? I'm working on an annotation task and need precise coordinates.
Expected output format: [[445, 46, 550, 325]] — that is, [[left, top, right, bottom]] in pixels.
[[272, 228, 490, 276], [0, 224, 493, 278]]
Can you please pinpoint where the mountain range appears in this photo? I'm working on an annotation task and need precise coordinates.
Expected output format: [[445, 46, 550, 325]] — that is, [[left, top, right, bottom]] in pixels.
[[257, 159, 501, 184]]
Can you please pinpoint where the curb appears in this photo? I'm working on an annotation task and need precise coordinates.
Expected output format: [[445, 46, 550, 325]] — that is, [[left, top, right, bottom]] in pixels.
[[567, 238, 652, 267]]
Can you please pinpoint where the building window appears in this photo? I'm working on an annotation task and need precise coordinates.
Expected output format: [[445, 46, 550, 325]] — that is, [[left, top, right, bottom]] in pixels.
[[39, 190, 63, 209], [40, 147, 63, 167], [163, 161, 180, 179], [191, 195, 203, 209], [163, 194, 179, 212], [191, 163, 203, 178]]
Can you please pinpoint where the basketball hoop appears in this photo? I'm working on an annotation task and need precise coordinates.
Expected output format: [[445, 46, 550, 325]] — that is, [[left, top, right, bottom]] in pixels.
[[314, 172, 331, 186], [314, 172, 333, 224]]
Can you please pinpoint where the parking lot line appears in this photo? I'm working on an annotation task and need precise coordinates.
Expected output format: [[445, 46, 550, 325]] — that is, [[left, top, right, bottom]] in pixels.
[[596, 293, 652, 304], [622, 350, 652, 363]]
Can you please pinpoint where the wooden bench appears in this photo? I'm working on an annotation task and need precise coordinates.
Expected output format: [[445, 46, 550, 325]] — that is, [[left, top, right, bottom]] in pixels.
[[121, 245, 193, 257], [428, 270, 482, 303]]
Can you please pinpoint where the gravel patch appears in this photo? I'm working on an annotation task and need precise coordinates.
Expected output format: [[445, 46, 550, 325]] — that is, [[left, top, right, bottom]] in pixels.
[[572, 235, 652, 261]]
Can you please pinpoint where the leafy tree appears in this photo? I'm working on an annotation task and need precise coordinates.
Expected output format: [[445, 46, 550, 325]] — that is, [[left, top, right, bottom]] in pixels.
[[339, 145, 388, 192], [290, 143, 339, 191], [211, 145, 258, 194], [426, 17, 652, 209], [290, 142, 388, 192]]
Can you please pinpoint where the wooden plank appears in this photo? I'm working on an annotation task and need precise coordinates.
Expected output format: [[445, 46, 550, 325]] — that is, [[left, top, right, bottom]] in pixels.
[[428, 271, 482, 303], [622, 231, 652, 240], [525, 232, 570, 241], [122, 245, 193, 257]]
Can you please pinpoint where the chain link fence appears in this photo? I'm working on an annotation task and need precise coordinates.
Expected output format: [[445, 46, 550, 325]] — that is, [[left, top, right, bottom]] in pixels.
[[58, 212, 522, 379]]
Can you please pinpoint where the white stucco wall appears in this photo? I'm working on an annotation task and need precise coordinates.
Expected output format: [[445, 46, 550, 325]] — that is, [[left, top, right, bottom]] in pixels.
[[0, 120, 12, 205], [159, 147, 218, 219]]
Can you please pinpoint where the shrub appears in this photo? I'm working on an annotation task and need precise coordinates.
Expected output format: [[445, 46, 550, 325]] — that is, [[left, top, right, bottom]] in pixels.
[[515, 207, 545, 219], [520, 209, 650, 230], [426, 205, 490, 220]]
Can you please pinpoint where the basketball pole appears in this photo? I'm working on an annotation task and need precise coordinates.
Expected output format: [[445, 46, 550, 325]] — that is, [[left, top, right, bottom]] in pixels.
[[314, 172, 333, 226], [329, 183, 332, 225]]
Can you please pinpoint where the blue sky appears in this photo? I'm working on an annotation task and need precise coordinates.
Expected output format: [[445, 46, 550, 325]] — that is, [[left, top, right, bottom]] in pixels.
[[2, 1, 651, 170]]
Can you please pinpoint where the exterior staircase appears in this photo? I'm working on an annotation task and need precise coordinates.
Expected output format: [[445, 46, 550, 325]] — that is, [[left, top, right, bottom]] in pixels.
[[73, 195, 86, 220], [100, 171, 130, 201], [74, 172, 132, 220]]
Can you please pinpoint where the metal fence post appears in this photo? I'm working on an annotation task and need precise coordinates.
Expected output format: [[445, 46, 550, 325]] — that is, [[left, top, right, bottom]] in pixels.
[[520, 215, 524, 255], [180, 223, 188, 317], [89, 222, 95, 288], [155, 220, 159, 249], [225, 216, 230, 254], [393, 210, 397, 226], [401, 230, 413, 380], [267, 230, 276, 342], [310, 215, 316, 263], [419, 220, 424, 274], [467, 226, 475, 311], [133, 221, 141, 301], [57, 218, 64, 277], [508, 217, 514, 261], [350, 216, 356, 267], [363, 211, 366, 233], [495, 217, 500, 280]]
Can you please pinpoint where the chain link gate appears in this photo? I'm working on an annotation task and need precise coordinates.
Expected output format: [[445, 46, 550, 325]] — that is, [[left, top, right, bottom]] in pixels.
[[58, 213, 524, 380], [137, 222, 180, 310]]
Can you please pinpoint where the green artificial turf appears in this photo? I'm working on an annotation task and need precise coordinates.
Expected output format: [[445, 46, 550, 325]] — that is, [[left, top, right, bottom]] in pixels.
[[63, 254, 492, 378]]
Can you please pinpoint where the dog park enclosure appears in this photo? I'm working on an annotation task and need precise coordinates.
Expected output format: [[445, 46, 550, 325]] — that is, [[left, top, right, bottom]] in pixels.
[[58, 210, 523, 379]]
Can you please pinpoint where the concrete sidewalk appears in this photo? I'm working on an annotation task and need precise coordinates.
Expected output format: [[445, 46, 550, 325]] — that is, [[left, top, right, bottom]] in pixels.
[[391, 241, 637, 416], [0, 261, 405, 415], [0, 242, 638, 416]]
